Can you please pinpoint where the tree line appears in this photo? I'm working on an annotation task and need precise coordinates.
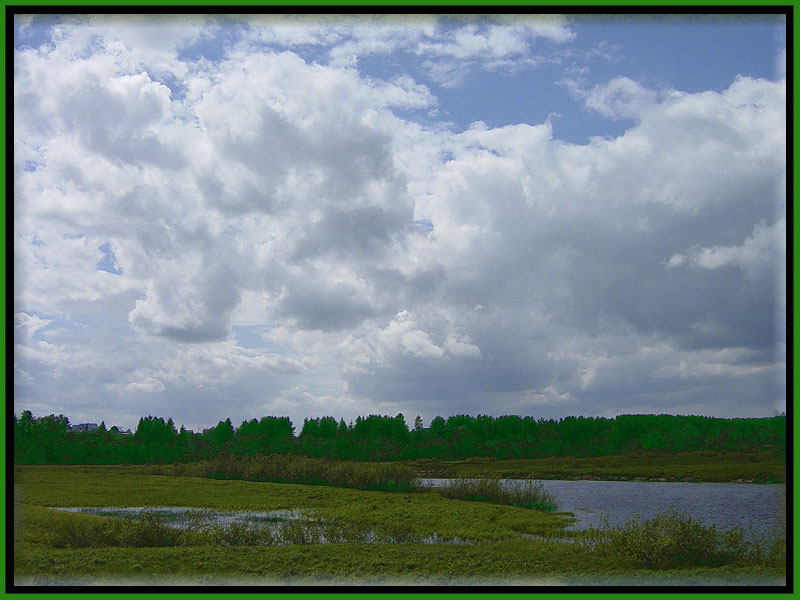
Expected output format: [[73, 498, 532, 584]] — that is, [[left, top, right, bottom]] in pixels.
[[13, 410, 786, 465]]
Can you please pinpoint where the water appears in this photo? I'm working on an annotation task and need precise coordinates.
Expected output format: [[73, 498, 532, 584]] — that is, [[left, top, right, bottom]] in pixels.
[[422, 478, 786, 537]]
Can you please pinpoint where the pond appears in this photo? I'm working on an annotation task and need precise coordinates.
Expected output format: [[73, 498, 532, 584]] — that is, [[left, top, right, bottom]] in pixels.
[[422, 478, 786, 537]]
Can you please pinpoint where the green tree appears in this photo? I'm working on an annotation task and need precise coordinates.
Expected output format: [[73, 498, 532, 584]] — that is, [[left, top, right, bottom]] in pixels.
[[208, 418, 235, 447], [429, 416, 446, 438]]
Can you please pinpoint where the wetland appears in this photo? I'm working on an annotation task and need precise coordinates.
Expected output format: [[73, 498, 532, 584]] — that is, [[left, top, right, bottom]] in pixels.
[[13, 464, 786, 587]]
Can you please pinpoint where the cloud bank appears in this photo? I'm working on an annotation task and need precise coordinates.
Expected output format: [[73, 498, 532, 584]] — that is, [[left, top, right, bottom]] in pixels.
[[14, 14, 786, 431]]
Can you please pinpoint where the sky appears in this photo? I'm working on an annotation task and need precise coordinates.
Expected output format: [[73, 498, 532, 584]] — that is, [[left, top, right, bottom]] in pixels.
[[13, 12, 787, 433]]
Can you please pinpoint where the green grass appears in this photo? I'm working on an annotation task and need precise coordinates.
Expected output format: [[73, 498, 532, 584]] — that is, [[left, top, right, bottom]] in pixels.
[[13, 465, 786, 586], [424, 449, 786, 483], [13, 541, 785, 587], [15, 465, 569, 543], [11, 540, 633, 584]]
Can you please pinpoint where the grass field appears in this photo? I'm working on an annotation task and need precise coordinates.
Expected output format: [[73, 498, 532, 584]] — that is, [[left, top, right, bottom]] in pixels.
[[13, 465, 786, 587]]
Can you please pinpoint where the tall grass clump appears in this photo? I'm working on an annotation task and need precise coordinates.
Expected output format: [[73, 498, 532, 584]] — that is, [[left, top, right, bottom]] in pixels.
[[45, 509, 207, 548], [203, 520, 277, 547], [168, 454, 418, 492], [432, 478, 557, 512], [579, 509, 786, 569]]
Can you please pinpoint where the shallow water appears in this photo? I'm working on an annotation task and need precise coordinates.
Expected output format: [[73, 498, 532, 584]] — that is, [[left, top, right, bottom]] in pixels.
[[54, 506, 304, 529], [51, 506, 472, 545]]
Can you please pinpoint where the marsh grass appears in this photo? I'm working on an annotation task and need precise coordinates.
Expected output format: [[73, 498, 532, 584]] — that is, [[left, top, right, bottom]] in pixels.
[[152, 454, 418, 493], [431, 478, 557, 511], [147, 457, 561, 514], [40, 509, 209, 548], [574, 509, 786, 569], [34, 506, 433, 548], [14, 467, 786, 584]]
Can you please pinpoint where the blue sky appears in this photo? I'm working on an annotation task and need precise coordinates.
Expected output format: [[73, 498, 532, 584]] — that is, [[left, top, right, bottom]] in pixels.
[[13, 13, 786, 432]]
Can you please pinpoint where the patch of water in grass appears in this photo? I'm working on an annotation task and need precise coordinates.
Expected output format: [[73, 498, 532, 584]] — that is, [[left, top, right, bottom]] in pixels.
[[54, 506, 304, 528], [50, 507, 473, 546]]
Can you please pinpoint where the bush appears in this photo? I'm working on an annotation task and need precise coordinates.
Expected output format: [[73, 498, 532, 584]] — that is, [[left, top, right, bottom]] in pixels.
[[582, 509, 786, 569], [745, 527, 787, 567]]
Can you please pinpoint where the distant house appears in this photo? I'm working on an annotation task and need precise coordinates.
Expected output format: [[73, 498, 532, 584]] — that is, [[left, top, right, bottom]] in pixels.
[[71, 423, 99, 432], [106, 426, 133, 436]]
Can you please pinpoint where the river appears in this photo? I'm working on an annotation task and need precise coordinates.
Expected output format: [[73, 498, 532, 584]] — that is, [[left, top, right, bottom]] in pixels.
[[421, 478, 786, 537]]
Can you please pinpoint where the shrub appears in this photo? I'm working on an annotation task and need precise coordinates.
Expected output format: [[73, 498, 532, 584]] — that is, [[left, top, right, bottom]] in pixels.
[[582, 509, 786, 569], [746, 527, 787, 567]]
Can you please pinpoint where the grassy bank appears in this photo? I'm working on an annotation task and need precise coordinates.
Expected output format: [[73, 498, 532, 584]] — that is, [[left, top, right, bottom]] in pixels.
[[133, 455, 560, 512], [412, 449, 785, 483], [146, 453, 419, 492], [13, 465, 785, 586]]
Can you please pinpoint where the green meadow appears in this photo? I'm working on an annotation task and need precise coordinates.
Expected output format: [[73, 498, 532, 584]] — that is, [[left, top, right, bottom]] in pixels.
[[13, 465, 785, 586]]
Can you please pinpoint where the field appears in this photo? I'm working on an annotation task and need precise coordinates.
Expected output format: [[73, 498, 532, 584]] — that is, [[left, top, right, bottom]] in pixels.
[[13, 465, 785, 587]]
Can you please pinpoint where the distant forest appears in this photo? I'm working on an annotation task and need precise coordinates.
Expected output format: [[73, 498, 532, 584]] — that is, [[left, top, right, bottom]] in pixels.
[[13, 411, 786, 465]]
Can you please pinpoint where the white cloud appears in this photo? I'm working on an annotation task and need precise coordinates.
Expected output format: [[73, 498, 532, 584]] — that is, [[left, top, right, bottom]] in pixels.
[[13, 15, 786, 429], [444, 334, 481, 358], [667, 218, 784, 277], [584, 76, 657, 119], [253, 14, 576, 86], [14, 312, 51, 340], [124, 374, 166, 394]]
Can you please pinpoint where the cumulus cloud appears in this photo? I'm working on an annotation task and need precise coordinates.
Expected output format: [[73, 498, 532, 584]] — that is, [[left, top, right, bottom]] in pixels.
[[583, 76, 658, 119], [13, 14, 786, 430], [667, 219, 784, 277]]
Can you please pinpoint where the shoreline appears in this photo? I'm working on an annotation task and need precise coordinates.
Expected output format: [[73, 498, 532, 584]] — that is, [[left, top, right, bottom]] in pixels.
[[414, 472, 784, 484], [410, 450, 786, 484]]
